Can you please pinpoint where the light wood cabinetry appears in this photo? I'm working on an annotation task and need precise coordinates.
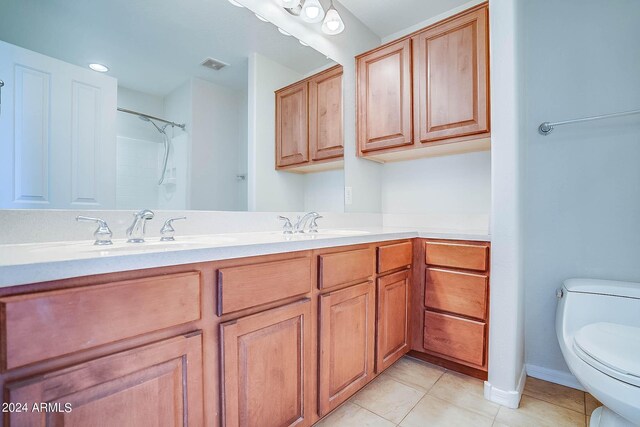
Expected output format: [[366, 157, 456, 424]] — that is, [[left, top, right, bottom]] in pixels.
[[221, 300, 313, 427], [5, 333, 204, 426], [275, 65, 343, 172], [276, 81, 309, 168], [356, 39, 413, 153], [1, 237, 487, 424], [412, 6, 489, 143], [410, 239, 490, 379], [0, 272, 201, 370], [309, 66, 343, 162], [376, 270, 411, 372], [318, 281, 375, 416], [356, 3, 490, 162]]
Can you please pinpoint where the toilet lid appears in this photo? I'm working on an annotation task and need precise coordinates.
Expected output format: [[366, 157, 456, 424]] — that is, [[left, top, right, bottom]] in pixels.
[[574, 322, 640, 388]]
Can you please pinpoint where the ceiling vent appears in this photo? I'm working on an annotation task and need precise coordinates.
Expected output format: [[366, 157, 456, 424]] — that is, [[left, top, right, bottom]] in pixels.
[[200, 57, 229, 71]]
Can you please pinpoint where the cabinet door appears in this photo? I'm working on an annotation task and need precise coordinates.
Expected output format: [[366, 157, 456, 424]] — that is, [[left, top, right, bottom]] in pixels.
[[376, 270, 410, 373], [318, 282, 375, 416], [5, 333, 203, 426], [221, 299, 312, 427], [413, 5, 489, 143], [357, 39, 413, 153], [276, 81, 309, 168], [309, 66, 343, 161]]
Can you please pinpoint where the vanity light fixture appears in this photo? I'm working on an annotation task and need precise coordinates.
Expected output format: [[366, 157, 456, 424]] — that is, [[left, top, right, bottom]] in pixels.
[[278, 28, 292, 36], [228, 0, 244, 7], [321, 1, 344, 35], [279, 0, 344, 35], [89, 63, 109, 73], [300, 0, 325, 23]]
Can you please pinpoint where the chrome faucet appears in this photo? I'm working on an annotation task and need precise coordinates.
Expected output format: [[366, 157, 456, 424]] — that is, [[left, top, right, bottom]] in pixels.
[[76, 216, 113, 245], [126, 209, 154, 243], [294, 212, 320, 233], [160, 216, 186, 241]]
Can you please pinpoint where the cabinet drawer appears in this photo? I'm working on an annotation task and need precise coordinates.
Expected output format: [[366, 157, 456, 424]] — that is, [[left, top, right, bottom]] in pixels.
[[423, 311, 485, 367], [217, 257, 311, 315], [377, 241, 412, 274], [425, 268, 488, 320], [318, 248, 373, 290], [1, 272, 201, 370], [425, 241, 488, 271]]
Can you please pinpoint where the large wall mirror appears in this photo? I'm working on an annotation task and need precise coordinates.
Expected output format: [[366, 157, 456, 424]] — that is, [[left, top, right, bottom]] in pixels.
[[0, 0, 344, 212]]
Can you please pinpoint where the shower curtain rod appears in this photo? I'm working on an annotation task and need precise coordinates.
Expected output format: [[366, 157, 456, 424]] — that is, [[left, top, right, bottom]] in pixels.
[[117, 107, 186, 130]]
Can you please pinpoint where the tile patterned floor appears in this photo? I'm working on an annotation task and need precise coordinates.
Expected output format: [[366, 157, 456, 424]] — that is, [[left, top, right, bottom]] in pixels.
[[316, 356, 600, 427]]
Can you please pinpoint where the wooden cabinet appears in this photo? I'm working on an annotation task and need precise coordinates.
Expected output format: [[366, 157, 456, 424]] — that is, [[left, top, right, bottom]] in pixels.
[[0, 272, 201, 370], [356, 39, 413, 153], [276, 81, 309, 168], [1, 238, 488, 424], [412, 6, 489, 143], [6, 333, 204, 426], [309, 66, 343, 161], [318, 281, 375, 416], [376, 270, 410, 372], [275, 65, 343, 172], [412, 239, 490, 378], [221, 300, 312, 427], [318, 247, 374, 290], [356, 3, 490, 162]]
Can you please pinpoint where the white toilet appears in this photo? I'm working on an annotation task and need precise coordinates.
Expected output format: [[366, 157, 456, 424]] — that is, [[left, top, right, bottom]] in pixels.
[[556, 278, 640, 427]]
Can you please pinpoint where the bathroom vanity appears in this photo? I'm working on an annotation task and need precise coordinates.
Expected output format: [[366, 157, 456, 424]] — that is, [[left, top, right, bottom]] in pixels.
[[0, 231, 489, 426]]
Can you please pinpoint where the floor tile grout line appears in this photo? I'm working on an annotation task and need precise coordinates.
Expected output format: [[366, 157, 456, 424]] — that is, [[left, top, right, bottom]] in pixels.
[[395, 389, 429, 426]]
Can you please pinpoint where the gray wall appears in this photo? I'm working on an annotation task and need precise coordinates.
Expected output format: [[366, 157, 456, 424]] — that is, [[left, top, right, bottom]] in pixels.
[[523, 0, 640, 381]]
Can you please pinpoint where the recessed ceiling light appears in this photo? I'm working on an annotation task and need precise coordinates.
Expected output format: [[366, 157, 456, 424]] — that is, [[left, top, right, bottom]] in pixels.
[[255, 13, 269, 22], [89, 63, 109, 73], [278, 28, 291, 36], [299, 40, 309, 46], [228, 0, 244, 7]]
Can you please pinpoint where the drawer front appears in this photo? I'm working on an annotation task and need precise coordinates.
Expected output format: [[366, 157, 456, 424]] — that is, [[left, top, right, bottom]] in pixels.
[[423, 311, 485, 367], [425, 268, 488, 320], [217, 257, 311, 315], [1, 272, 201, 370], [377, 241, 412, 274], [425, 241, 488, 271], [318, 248, 373, 290]]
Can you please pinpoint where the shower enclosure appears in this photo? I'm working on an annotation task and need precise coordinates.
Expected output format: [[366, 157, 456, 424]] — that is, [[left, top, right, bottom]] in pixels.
[[116, 104, 189, 210]]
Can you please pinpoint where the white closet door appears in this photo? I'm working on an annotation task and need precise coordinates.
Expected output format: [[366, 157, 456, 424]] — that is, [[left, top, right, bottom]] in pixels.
[[0, 40, 117, 209]]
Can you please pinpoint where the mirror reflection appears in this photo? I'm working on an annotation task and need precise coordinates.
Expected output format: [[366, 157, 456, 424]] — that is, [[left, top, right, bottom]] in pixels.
[[0, 0, 344, 212]]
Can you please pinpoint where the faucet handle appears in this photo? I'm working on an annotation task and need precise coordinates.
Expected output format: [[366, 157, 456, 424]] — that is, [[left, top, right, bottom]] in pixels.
[[160, 216, 186, 241], [76, 216, 113, 246], [278, 215, 293, 234], [308, 215, 323, 233]]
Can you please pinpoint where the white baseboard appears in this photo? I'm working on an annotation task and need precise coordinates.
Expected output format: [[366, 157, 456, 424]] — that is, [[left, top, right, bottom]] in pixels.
[[483, 365, 526, 408], [525, 364, 584, 391]]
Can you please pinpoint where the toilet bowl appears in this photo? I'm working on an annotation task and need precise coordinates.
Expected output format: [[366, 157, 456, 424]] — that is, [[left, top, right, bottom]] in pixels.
[[556, 278, 640, 427]]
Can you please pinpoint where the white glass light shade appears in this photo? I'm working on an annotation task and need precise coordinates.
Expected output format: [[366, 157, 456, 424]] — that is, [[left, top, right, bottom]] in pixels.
[[321, 7, 344, 35], [301, 0, 325, 23]]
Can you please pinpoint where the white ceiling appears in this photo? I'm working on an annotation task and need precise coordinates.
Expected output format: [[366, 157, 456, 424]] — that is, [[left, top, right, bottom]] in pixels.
[[0, 0, 331, 95], [338, 0, 473, 38]]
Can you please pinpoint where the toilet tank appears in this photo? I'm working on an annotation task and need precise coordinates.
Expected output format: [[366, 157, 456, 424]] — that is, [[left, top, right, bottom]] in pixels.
[[556, 278, 640, 338]]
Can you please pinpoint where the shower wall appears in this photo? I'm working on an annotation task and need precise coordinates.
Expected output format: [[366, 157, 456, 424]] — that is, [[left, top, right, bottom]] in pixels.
[[116, 86, 190, 210], [116, 79, 247, 211]]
